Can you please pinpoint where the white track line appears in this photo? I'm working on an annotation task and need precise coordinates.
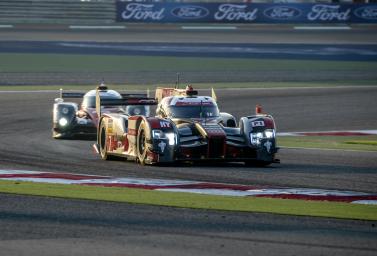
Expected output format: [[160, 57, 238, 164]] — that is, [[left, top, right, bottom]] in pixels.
[[181, 26, 237, 30], [281, 146, 377, 153], [69, 25, 126, 30], [294, 26, 351, 30], [0, 25, 13, 28], [278, 130, 377, 136]]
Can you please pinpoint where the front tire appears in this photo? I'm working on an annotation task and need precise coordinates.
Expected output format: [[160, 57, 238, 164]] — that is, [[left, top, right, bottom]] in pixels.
[[136, 123, 148, 164], [99, 121, 110, 160]]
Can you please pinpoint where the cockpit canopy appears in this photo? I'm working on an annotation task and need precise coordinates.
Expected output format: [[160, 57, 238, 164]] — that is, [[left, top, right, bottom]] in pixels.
[[82, 90, 121, 108], [158, 96, 219, 119], [82, 89, 150, 116]]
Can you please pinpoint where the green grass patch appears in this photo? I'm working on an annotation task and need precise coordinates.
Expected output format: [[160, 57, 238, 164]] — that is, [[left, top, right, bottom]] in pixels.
[[1, 53, 377, 73], [278, 135, 377, 151], [0, 180, 376, 221], [345, 140, 377, 146]]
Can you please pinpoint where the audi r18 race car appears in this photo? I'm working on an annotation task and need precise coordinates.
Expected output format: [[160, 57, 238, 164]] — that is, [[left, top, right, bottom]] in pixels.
[[52, 84, 150, 139], [93, 85, 279, 166]]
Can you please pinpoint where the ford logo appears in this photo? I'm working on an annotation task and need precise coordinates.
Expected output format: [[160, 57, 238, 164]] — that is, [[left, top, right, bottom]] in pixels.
[[354, 6, 377, 20], [171, 5, 209, 19], [263, 6, 301, 20]]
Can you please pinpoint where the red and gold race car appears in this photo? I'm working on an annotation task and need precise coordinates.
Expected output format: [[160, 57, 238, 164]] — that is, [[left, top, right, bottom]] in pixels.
[[93, 86, 279, 166]]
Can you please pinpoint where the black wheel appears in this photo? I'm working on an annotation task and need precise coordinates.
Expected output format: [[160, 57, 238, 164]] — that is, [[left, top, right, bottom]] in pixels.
[[136, 123, 148, 164], [99, 121, 110, 160]]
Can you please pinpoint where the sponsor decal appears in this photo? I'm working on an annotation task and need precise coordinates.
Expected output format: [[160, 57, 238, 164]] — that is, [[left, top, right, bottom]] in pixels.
[[1, 170, 377, 204], [171, 5, 209, 19], [117, 2, 377, 24], [158, 140, 166, 153], [354, 6, 377, 20], [121, 3, 165, 21], [307, 4, 351, 21], [116, 2, 377, 24], [264, 140, 272, 153], [263, 6, 301, 20], [214, 4, 258, 21], [251, 120, 265, 127], [160, 121, 171, 128]]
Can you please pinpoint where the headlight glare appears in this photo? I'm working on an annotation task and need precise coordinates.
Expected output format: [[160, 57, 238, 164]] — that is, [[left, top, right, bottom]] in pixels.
[[265, 129, 275, 138], [250, 129, 275, 145], [152, 130, 176, 145], [166, 133, 176, 146], [59, 117, 68, 127]]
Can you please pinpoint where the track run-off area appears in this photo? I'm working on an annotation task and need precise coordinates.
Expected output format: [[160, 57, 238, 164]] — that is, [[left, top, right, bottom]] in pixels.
[[0, 25, 377, 255]]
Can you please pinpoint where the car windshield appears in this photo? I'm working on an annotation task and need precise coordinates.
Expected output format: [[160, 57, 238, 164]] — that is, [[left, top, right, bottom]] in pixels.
[[168, 105, 219, 119]]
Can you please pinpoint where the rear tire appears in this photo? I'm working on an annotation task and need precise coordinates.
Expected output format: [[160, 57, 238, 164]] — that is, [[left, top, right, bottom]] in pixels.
[[136, 123, 147, 165]]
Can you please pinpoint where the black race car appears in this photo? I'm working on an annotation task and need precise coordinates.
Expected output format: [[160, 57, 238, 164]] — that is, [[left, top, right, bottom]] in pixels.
[[52, 84, 150, 139]]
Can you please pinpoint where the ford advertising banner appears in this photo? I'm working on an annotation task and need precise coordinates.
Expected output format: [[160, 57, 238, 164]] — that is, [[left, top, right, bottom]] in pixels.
[[116, 2, 377, 23]]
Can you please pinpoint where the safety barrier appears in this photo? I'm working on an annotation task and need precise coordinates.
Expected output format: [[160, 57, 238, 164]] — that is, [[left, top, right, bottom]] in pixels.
[[116, 2, 377, 23], [0, 1, 376, 24]]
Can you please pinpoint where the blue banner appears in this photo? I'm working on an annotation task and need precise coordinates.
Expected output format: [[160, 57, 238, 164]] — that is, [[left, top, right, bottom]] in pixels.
[[116, 2, 377, 23]]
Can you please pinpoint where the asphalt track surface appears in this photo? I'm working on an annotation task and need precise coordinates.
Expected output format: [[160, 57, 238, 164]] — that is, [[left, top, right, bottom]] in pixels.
[[0, 26, 377, 255], [1, 87, 377, 255], [1, 41, 377, 61]]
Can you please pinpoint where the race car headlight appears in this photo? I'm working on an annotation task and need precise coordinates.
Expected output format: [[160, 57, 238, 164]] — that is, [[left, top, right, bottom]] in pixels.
[[59, 117, 68, 127], [265, 129, 275, 138], [152, 130, 176, 145], [152, 130, 164, 139], [166, 133, 176, 146], [250, 130, 275, 145], [250, 132, 263, 145]]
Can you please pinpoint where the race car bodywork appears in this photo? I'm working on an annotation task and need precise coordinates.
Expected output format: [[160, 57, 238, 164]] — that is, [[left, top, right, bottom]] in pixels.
[[94, 86, 279, 166], [52, 85, 150, 139]]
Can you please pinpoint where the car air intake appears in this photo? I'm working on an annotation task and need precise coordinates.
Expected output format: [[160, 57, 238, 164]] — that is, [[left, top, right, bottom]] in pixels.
[[208, 137, 225, 158], [200, 124, 226, 158]]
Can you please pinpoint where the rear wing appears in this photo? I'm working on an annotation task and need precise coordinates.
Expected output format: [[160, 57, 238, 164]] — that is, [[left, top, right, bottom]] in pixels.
[[96, 88, 157, 117], [59, 89, 85, 99], [121, 93, 148, 98], [155, 86, 198, 103]]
